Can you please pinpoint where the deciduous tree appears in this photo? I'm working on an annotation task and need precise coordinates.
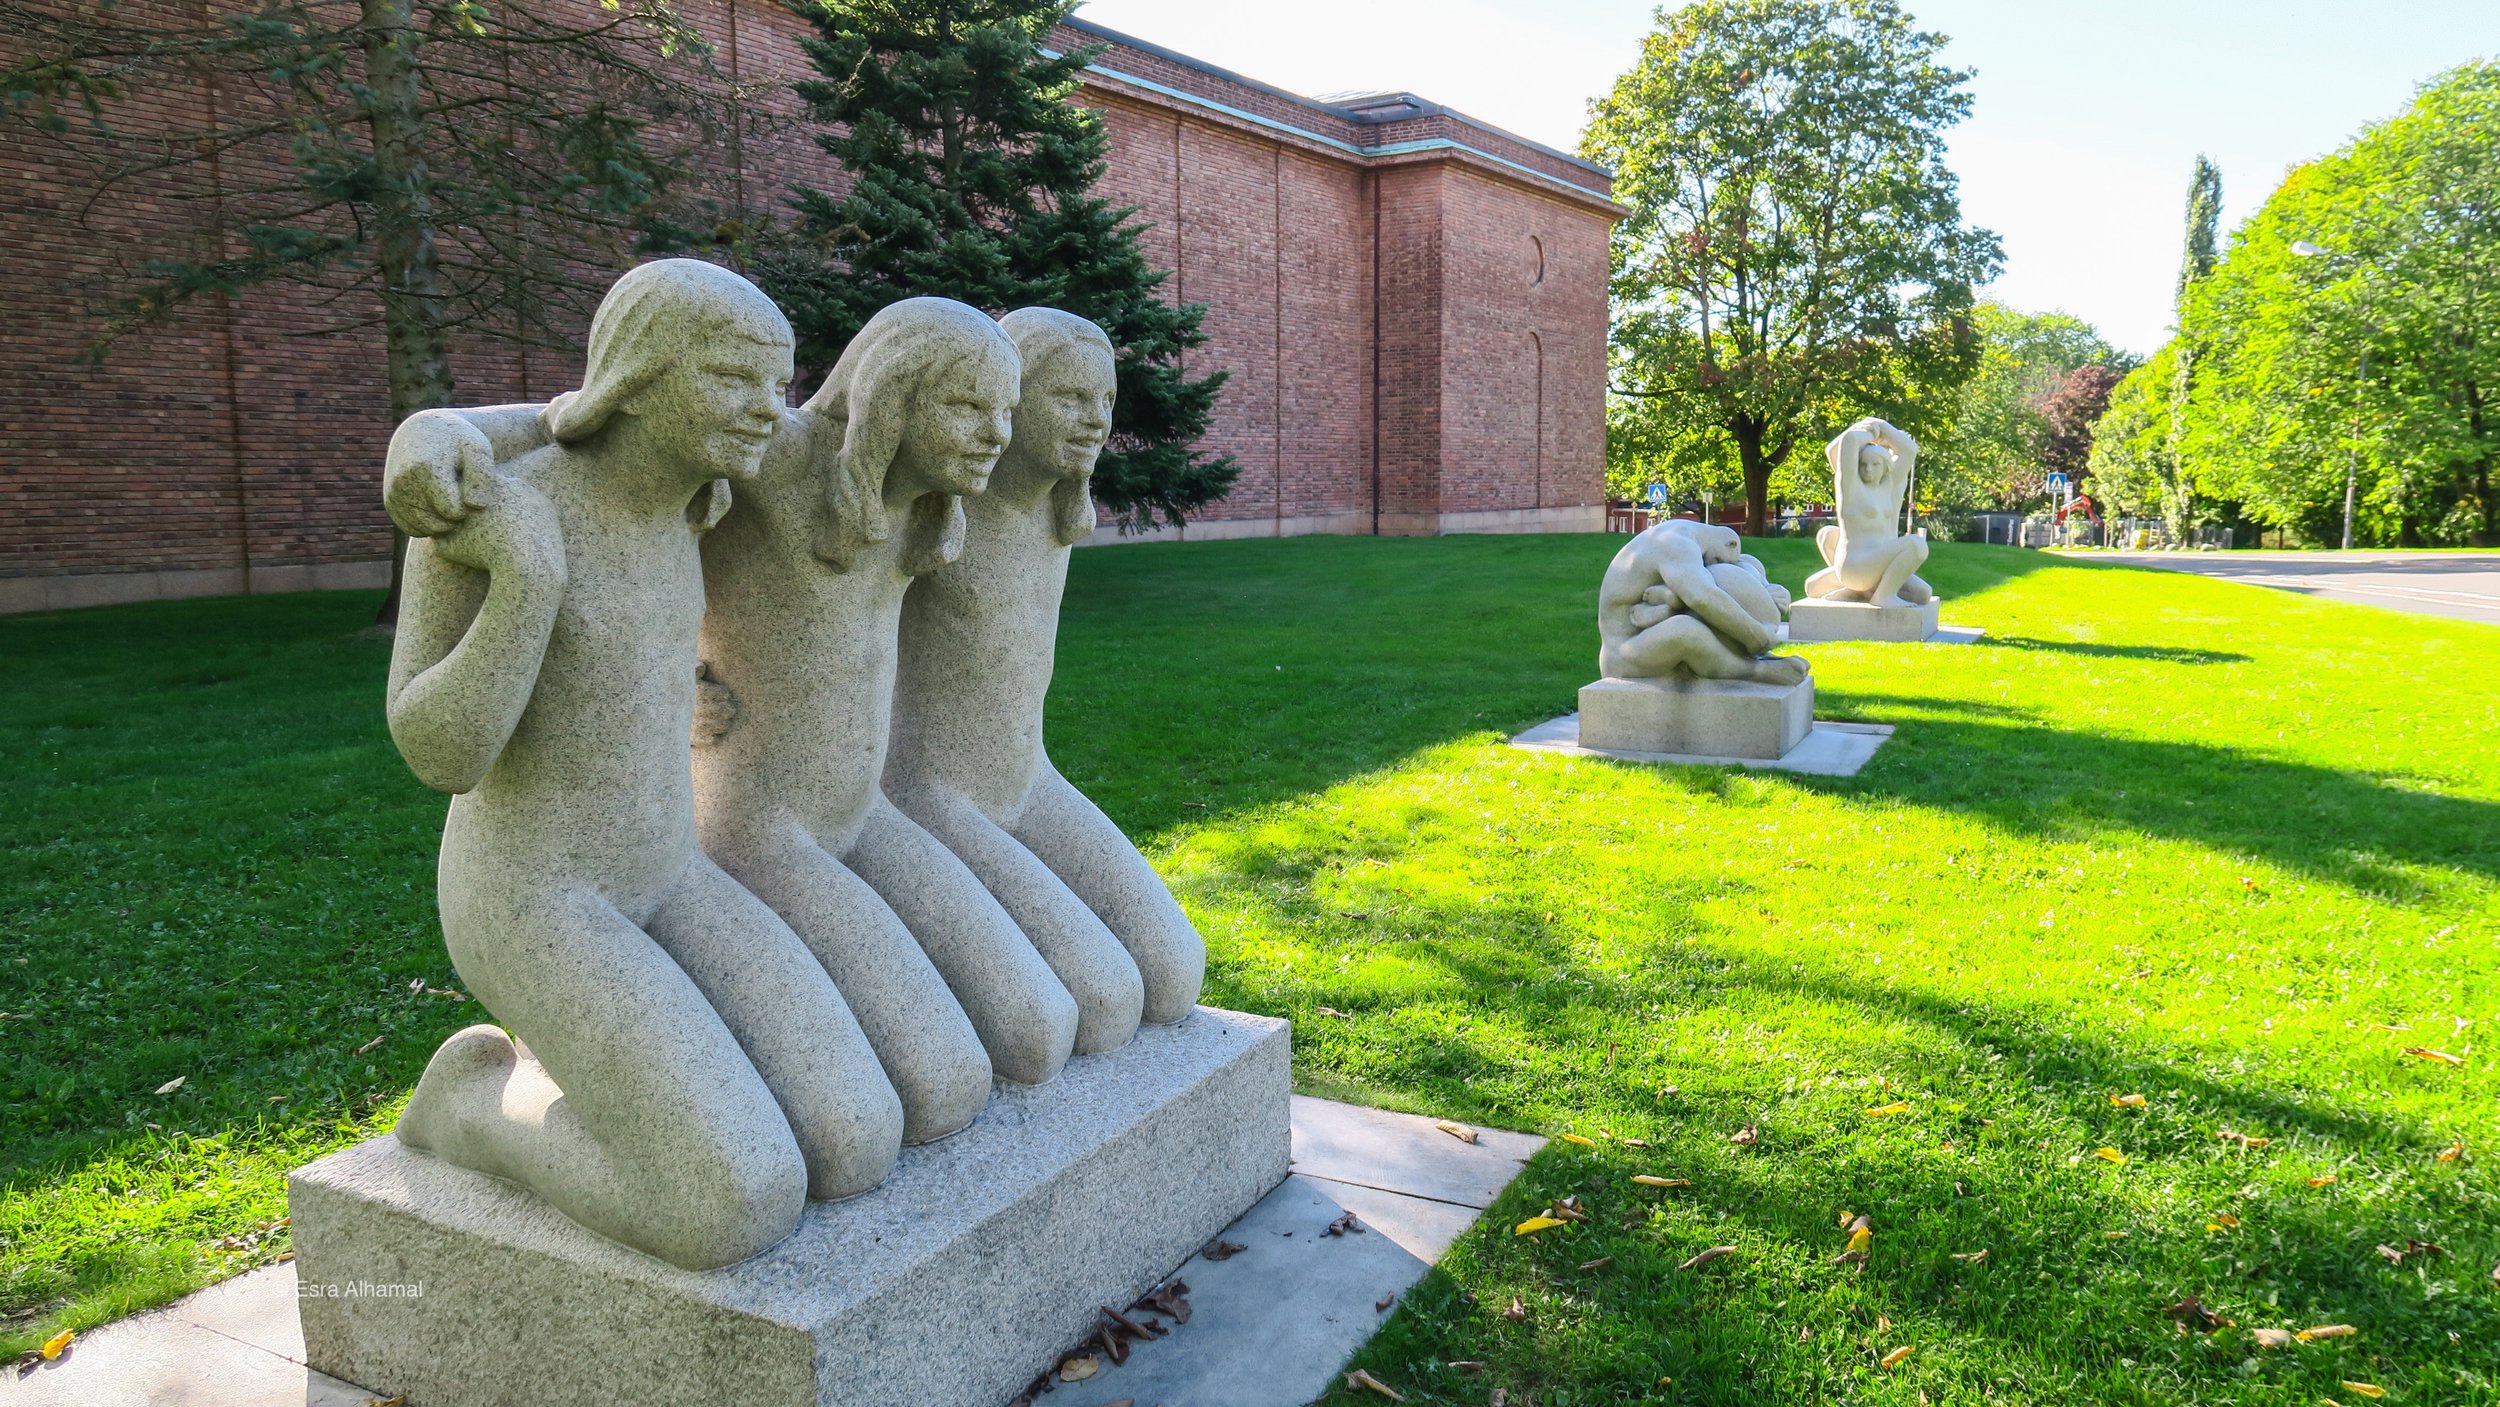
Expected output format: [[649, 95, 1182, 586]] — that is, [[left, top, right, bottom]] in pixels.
[[1584, 0, 2000, 533]]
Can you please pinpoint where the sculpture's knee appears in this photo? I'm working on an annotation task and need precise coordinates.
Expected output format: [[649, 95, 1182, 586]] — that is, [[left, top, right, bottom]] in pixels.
[[983, 980, 1079, 1086], [892, 1028, 994, 1145], [640, 1131, 808, 1270], [788, 1075, 904, 1200]]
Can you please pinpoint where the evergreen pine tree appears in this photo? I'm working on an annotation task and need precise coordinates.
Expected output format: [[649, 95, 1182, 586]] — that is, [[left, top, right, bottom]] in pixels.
[[755, 0, 1234, 528]]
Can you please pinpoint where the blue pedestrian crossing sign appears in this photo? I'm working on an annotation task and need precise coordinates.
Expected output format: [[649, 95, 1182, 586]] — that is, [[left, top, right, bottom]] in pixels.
[[1644, 483, 1667, 507]]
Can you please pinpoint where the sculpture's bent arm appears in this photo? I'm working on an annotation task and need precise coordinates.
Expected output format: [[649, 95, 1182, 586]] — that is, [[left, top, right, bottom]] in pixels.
[[384, 406, 552, 539], [1826, 423, 1875, 507], [385, 483, 567, 795], [1659, 550, 1773, 655]]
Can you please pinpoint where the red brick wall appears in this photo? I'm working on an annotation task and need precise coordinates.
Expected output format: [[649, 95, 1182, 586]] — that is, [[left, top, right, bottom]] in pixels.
[[0, 4, 1618, 606]]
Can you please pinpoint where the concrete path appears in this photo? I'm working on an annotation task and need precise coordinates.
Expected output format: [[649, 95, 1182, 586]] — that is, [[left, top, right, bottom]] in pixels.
[[2, 1096, 1540, 1407], [2087, 551, 2500, 625]]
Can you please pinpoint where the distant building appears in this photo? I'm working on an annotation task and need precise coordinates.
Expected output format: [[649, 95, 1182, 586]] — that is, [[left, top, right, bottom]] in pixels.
[[0, 8, 1621, 613]]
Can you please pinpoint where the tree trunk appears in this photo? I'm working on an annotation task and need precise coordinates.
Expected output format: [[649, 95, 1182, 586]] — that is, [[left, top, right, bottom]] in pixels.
[[1734, 425, 1772, 537], [363, 0, 454, 629]]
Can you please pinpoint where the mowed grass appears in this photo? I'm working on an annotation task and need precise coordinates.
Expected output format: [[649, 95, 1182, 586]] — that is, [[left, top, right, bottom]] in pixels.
[[2, 537, 2496, 1405]]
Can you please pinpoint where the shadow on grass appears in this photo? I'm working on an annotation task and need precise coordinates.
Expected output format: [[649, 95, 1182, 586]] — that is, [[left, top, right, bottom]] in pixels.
[[1208, 848, 2483, 1404], [1976, 637, 2254, 666], [1791, 708, 2500, 896]]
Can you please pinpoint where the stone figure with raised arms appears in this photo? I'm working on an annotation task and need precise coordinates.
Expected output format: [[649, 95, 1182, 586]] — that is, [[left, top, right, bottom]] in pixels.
[[1804, 416, 1932, 607], [1597, 518, 1807, 686], [381, 259, 905, 1271], [883, 307, 1205, 1029]]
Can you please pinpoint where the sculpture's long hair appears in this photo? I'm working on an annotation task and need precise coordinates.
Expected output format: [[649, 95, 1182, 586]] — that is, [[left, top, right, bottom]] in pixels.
[[803, 298, 1017, 575], [539, 259, 790, 531], [998, 307, 1117, 546]]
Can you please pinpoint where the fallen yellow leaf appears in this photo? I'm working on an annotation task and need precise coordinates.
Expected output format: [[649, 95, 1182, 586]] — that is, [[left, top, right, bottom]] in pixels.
[[1558, 1133, 1597, 1148], [2211, 1213, 2242, 1228], [2110, 1093, 2148, 1108], [1514, 1216, 1567, 1236], [40, 1328, 74, 1360], [153, 1077, 185, 1096], [1879, 1345, 1916, 1369], [1631, 1175, 1690, 1189], [1838, 1208, 1856, 1229], [2299, 1325, 2357, 1341], [2436, 1140, 2465, 1163], [2095, 1147, 2127, 1165], [1847, 1225, 1873, 1254], [1866, 1101, 1910, 1117], [2340, 1382, 2385, 1400], [2307, 1174, 2338, 1187], [1344, 1368, 1405, 1401], [1058, 1354, 1101, 1383], [1434, 1121, 1479, 1145], [2403, 1046, 2466, 1066]]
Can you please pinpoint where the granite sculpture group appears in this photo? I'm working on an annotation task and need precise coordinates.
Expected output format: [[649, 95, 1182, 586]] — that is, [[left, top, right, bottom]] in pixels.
[[292, 260, 1288, 1406], [1576, 416, 1954, 760]]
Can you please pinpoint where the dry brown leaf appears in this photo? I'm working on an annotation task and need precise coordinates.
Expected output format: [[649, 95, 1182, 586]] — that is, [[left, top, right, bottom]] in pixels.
[[1875, 1315, 1893, 1334], [2165, 1297, 2227, 1333], [1200, 1239, 1247, 1261], [2403, 1046, 2466, 1066], [353, 1035, 385, 1056], [2307, 1173, 2338, 1187], [2298, 1324, 2357, 1341], [1830, 1248, 1869, 1268], [1488, 1390, 1508, 1407], [2210, 1213, 2242, 1229], [1547, 1197, 1589, 1224], [1500, 1295, 1529, 1322], [1623, 1136, 1651, 1148], [1731, 1124, 1759, 1146], [1679, 1245, 1738, 1271], [1578, 1255, 1614, 1272], [1097, 1324, 1129, 1366], [1435, 1120, 1480, 1145], [2216, 1129, 2271, 1149], [2491, 1261, 2500, 1286], [1316, 1006, 1353, 1019], [1449, 1361, 1486, 1374], [1879, 1345, 1916, 1369], [363, 1397, 407, 1407], [1327, 1212, 1365, 1237], [2437, 1139, 2466, 1162], [1375, 1292, 1396, 1312], [1951, 1249, 1989, 1264], [2249, 1327, 2295, 1349], [1057, 1354, 1101, 1383], [1131, 1279, 1192, 1325]]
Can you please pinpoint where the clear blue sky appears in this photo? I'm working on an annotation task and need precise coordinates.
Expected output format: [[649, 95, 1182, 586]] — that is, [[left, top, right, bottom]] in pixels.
[[1072, 0, 2500, 355]]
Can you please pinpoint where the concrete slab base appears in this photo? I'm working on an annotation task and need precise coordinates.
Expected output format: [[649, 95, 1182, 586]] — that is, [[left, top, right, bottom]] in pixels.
[[289, 1008, 1291, 1407], [1510, 713, 1894, 777], [1788, 597, 1943, 642], [1576, 674, 1814, 760], [3, 1095, 1540, 1407]]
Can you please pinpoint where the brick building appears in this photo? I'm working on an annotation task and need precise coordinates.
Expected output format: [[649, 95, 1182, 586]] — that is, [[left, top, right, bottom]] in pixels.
[[0, 9, 1621, 613]]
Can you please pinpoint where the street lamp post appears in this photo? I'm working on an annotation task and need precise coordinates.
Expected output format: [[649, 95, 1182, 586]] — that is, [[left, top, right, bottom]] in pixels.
[[2291, 239, 2369, 551]]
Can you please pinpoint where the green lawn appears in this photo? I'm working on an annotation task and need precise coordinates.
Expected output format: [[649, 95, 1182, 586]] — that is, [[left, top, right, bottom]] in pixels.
[[3, 537, 2495, 1404]]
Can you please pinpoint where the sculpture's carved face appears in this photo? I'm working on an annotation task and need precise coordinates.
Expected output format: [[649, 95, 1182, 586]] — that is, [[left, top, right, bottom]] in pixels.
[[1015, 343, 1117, 479], [1856, 443, 1894, 486], [898, 355, 1019, 496], [623, 330, 793, 483]]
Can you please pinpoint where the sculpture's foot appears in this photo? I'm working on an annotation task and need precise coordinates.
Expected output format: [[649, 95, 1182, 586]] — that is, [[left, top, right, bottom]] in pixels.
[[1820, 586, 1871, 603], [1802, 566, 1843, 599], [1749, 654, 1811, 686], [396, 1023, 518, 1163], [1897, 575, 1935, 605]]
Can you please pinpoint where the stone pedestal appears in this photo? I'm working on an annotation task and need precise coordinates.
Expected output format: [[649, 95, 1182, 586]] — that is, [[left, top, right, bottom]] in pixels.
[[290, 1008, 1290, 1407], [1786, 598, 1942, 642], [1576, 674, 1813, 761]]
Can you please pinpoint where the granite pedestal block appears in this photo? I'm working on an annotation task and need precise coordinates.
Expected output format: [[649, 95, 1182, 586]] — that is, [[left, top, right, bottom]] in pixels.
[[1576, 674, 1814, 761], [1787, 597, 1943, 642], [289, 1008, 1290, 1407]]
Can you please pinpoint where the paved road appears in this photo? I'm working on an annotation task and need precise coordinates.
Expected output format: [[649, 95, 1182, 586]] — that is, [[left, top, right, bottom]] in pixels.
[[2086, 551, 2500, 626]]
